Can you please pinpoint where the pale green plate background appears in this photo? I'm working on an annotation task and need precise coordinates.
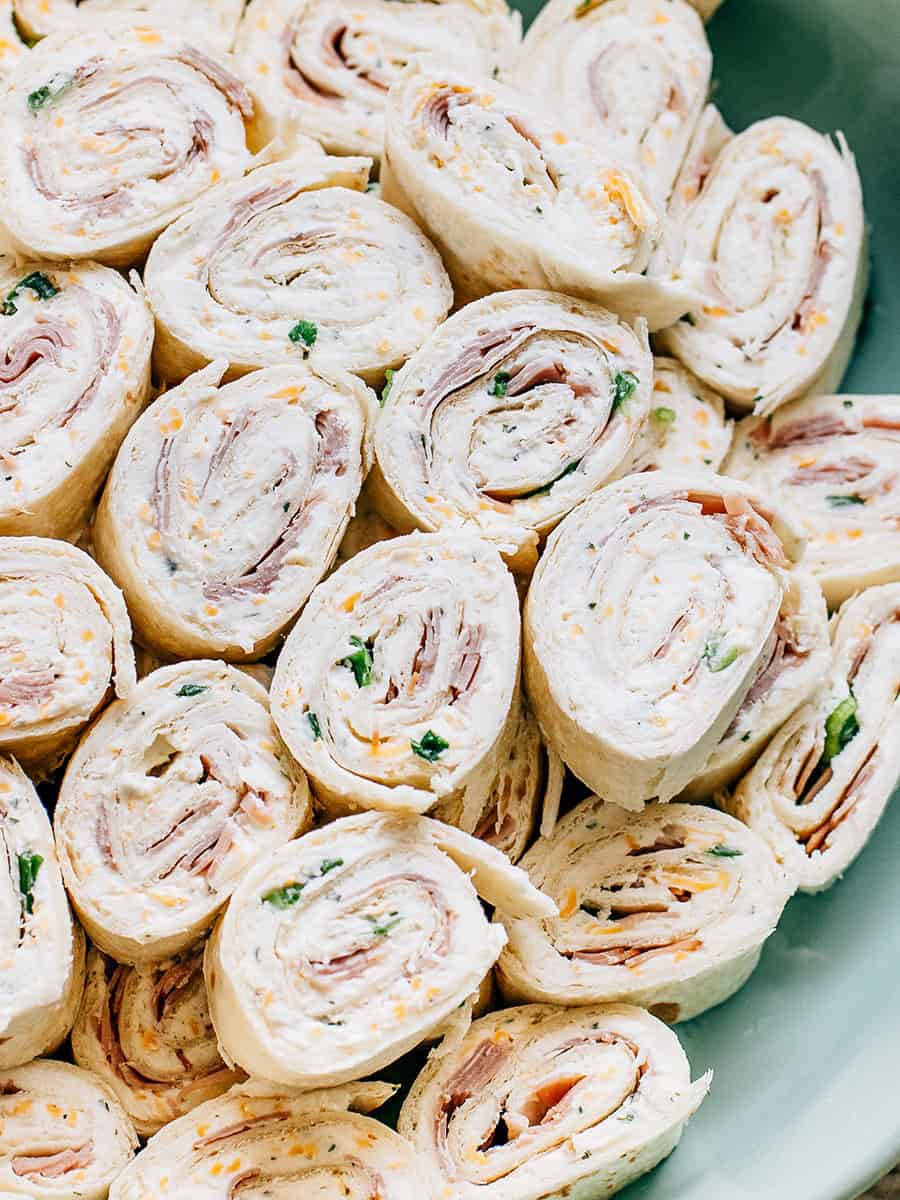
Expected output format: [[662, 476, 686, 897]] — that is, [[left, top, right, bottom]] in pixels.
[[508, 2, 900, 1197]]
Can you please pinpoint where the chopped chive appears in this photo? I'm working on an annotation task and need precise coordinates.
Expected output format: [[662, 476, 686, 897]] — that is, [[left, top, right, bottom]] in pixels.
[[17, 852, 43, 915], [368, 912, 403, 936], [288, 320, 317, 348], [826, 493, 866, 508], [411, 730, 449, 761], [611, 370, 639, 412], [490, 371, 511, 398], [652, 406, 676, 425], [707, 844, 743, 858], [307, 711, 322, 739], [380, 368, 396, 406], [340, 636, 374, 688], [175, 683, 208, 698], [2, 271, 59, 316], [520, 459, 581, 499]]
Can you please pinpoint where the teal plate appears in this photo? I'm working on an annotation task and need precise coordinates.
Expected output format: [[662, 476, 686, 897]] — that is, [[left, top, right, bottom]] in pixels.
[[506, 2, 900, 1197]]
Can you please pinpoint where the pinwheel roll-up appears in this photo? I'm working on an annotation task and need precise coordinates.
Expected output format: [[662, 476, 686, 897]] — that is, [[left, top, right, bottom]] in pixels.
[[434, 699, 564, 863], [71, 943, 243, 1136], [370, 290, 652, 573], [381, 59, 697, 328], [495, 797, 791, 1020], [110, 1080, 429, 1200], [93, 362, 376, 662], [524, 471, 803, 808], [682, 567, 830, 798], [235, 0, 521, 161], [0, 26, 254, 267], [0, 756, 85, 1070], [655, 116, 866, 415], [11, 0, 244, 52], [0, 537, 135, 777], [0, 1060, 137, 1199], [271, 531, 520, 815], [204, 811, 555, 1086], [626, 357, 732, 474], [55, 660, 311, 963], [725, 584, 900, 892], [723, 393, 900, 608], [515, 0, 711, 205], [0, 260, 153, 540], [400, 1003, 709, 1200], [145, 153, 452, 387]]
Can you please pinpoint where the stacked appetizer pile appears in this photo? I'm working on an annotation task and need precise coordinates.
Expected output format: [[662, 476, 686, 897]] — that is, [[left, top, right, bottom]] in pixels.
[[0, 0, 888, 1196]]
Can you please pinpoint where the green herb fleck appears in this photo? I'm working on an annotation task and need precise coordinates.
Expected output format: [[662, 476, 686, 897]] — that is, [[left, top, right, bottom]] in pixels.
[[340, 635, 374, 687], [288, 320, 318, 348], [2, 271, 59, 316], [703, 634, 745, 673], [740, 731, 752, 742], [521, 459, 580, 499], [411, 729, 449, 761], [821, 695, 859, 766], [27, 76, 72, 112], [490, 371, 511, 398], [262, 882, 304, 908], [842, 399, 854, 409], [18, 852, 44, 915], [307, 711, 322, 739], [652, 406, 676, 425], [368, 912, 403, 936], [319, 858, 343, 875], [707, 844, 743, 858], [826, 493, 866, 508], [612, 370, 639, 412], [380, 368, 396, 407], [176, 683, 208, 698]]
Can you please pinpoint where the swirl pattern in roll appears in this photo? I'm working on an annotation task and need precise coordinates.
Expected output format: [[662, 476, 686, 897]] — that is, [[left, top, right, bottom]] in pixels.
[[55, 660, 311, 963], [93, 361, 376, 661], [370, 290, 652, 573], [271, 531, 520, 814], [626, 356, 732, 474], [71, 943, 243, 1136], [0, 755, 85, 1069], [495, 796, 791, 1020], [205, 812, 554, 1086], [0, 1059, 137, 1199], [723, 392, 900, 607], [145, 152, 452, 385], [235, 0, 521, 160], [655, 115, 866, 414], [0, 537, 135, 777], [381, 58, 697, 327], [399, 1002, 710, 1199], [515, 0, 711, 204], [110, 1080, 428, 1200], [434, 698, 564, 863], [724, 583, 900, 892], [10, 0, 243, 51], [0, 259, 153, 540], [0, 25, 255, 266], [523, 471, 804, 807]]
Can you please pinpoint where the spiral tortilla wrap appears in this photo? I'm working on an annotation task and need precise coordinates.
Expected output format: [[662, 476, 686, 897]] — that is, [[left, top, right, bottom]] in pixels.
[[655, 115, 866, 415], [0, 25, 255, 267], [496, 797, 791, 1021], [204, 810, 554, 1087], [93, 361, 376, 661], [369, 290, 652, 574], [381, 57, 698, 327], [0, 260, 153, 540], [9, 0, 243, 51], [71, 943, 243, 1136], [0, 755, 85, 1070], [235, 0, 521, 160], [54, 660, 311, 963], [625, 357, 732, 474], [0, 537, 136, 777], [523, 471, 804, 807], [724, 583, 900, 892], [399, 1001, 710, 1200], [722, 393, 900, 608], [0, 1059, 137, 1199]]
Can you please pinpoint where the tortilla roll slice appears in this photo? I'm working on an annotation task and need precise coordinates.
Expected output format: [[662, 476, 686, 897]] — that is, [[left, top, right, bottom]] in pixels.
[[523, 471, 804, 808], [0, 26, 255, 267], [204, 811, 555, 1087], [271, 531, 520, 815], [0, 756, 85, 1070], [625, 356, 732, 474], [0, 260, 153, 540], [722, 393, 900, 608], [655, 115, 866, 416], [109, 1080, 429, 1200], [681, 567, 830, 798], [92, 361, 376, 662], [515, 0, 712, 204], [0, 1060, 137, 1199], [71, 942, 243, 1136], [381, 57, 698, 328], [54, 660, 311, 964], [0, 537, 136, 778], [399, 1002, 710, 1200], [369, 289, 652, 574], [10, 0, 243, 51], [723, 583, 900, 892], [235, 0, 521, 161], [496, 797, 791, 1021]]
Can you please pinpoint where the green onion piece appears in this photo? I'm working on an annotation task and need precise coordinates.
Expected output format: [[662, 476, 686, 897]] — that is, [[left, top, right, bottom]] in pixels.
[[319, 858, 343, 875], [707, 844, 743, 858], [821, 695, 859, 766], [340, 636, 374, 687], [17, 852, 43, 915], [2, 271, 59, 316], [288, 320, 318, 348], [27, 76, 72, 112], [611, 370, 639, 412], [703, 635, 745, 673], [368, 913, 403, 936], [262, 882, 304, 909], [520, 459, 580, 499], [175, 683, 208, 698], [411, 730, 449, 761], [652, 406, 676, 425], [307, 711, 322, 739], [826, 494, 866, 508], [380, 368, 396, 407], [490, 371, 511, 398]]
